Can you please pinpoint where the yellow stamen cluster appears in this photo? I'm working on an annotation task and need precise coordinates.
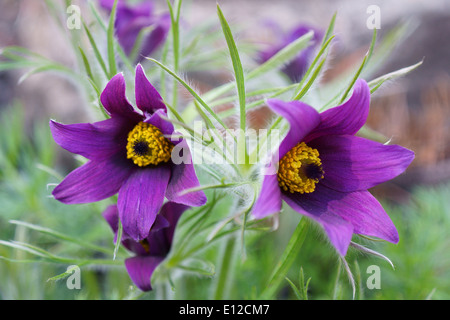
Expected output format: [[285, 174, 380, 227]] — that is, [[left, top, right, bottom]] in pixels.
[[277, 142, 324, 194], [126, 122, 173, 167]]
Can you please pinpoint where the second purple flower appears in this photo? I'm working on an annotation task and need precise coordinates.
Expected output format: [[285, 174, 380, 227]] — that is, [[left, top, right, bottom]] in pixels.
[[258, 23, 323, 83], [99, 0, 171, 62], [252, 79, 414, 256], [103, 202, 188, 291]]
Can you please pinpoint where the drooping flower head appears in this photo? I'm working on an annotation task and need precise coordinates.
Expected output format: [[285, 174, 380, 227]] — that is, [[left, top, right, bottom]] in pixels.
[[99, 0, 170, 61], [50, 64, 206, 241], [259, 23, 323, 83], [252, 79, 414, 256], [103, 202, 188, 291]]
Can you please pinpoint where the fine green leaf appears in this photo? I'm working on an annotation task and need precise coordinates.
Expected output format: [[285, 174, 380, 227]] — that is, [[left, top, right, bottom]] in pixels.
[[88, 0, 108, 32], [299, 267, 312, 300], [368, 59, 423, 94], [260, 217, 310, 299], [0, 240, 71, 263], [217, 4, 247, 163], [321, 11, 337, 45], [285, 277, 302, 300], [292, 35, 335, 100], [338, 28, 377, 104], [47, 263, 87, 282], [17, 64, 78, 85], [9, 220, 113, 255], [78, 46, 94, 81], [113, 219, 123, 260], [180, 30, 313, 123], [146, 57, 233, 136], [362, 19, 417, 78], [247, 30, 313, 82], [292, 56, 327, 100], [107, 0, 118, 78], [176, 258, 216, 277], [83, 20, 109, 78]]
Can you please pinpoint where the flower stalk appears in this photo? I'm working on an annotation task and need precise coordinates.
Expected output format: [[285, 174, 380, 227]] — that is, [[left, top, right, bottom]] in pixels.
[[212, 233, 237, 300], [260, 217, 310, 299]]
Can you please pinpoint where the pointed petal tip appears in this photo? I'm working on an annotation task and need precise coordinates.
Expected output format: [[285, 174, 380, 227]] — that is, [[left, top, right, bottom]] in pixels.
[[135, 63, 144, 75], [385, 227, 400, 244], [354, 78, 369, 89], [100, 72, 140, 120], [134, 63, 166, 114], [124, 256, 164, 292]]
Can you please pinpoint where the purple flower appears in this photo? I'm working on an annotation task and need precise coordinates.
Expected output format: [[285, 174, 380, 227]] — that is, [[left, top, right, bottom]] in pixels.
[[99, 0, 170, 61], [50, 64, 206, 241], [252, 79, 414, 256], [259, 23, 323, 83], [103, 202, 188, 291]]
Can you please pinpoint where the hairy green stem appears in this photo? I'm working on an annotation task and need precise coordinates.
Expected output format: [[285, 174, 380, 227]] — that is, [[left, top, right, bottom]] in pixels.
[[260, 217, 310, 299], [212, 234, 237, 299]]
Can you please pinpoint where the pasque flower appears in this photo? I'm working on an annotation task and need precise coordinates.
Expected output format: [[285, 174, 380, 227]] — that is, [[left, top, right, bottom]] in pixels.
[[103, 202, 188, 291], [252, 79, 414, 256], [259, 23, 323, 82], [99, 0, 170, 61], [50, 64, 206, 241]]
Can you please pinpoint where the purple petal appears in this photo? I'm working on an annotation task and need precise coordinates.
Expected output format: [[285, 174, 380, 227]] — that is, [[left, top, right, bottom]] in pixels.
[[145, 227, 171, 257], [49, 117, 131, 161], [104, 0, 163, 58], [151, 213, 170, 233], [139, 202, 188, 257], [116, 2, 153, 32], [52, 154, 133, 204], [102, 204, 139, 252], [335, 190, 399, 244], [283, 183, 399, 255], [159, 202, 190, 243], [282, 25, 323, 82], [98, 0, 116, 11], [282, 188, 354, 256], [306, 79, 370, 142], [145, 109, 175, 142], [100, 73, 142, 122], [266, 99, 320, 158], [103, 204, 120, 235], [281, 54, 310, 83], [118, 165, 171, 241], [102, 204, 148, 254], [310, 135, 415, 192], [138, 13, 171, 61], [258, 22, 322, 82], [124, 256, 163, 291], [166, 140, 207, 207], [116, 17, 151, 55], [135, 64, 166, 115], [285, 24, 323, 44], [100, 0, 152, 20], [252, 174, 282, 219]]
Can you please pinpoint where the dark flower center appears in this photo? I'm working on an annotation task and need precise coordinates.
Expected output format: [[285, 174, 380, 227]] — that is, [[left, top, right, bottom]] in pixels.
[[304, 163, 324, 180], [133, 141, 150, 156]]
